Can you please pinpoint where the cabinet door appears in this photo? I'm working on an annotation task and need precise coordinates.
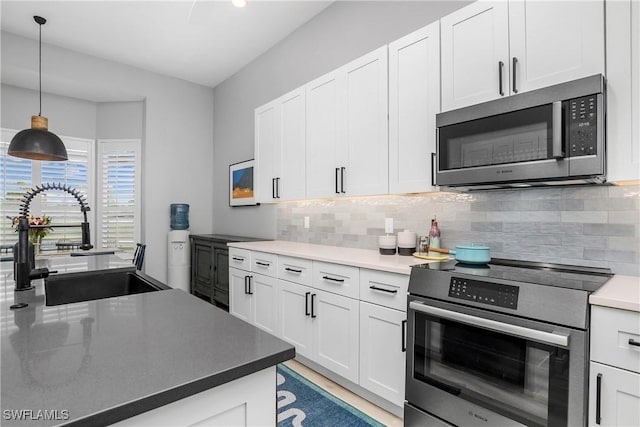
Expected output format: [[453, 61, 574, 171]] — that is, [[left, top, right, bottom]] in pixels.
[[191, 242, 213, 299], [254, 101, 279, 202], [278, 280, 314, 359], [589, 362, 640, 427], [312, 289, 359, 384], [341, 46, 389, 196], [606, 0, 640, 182], [229, 267, 252, 324], [388, 22, 440, 194], [212, 247, 229, 307], [306, 69, 344, 199], [508, 0, 604, 94], [440, 1, 509, 111], [251, 273, 279, 336], [279, 87, 306, 201], [359, 302, 406, 407]]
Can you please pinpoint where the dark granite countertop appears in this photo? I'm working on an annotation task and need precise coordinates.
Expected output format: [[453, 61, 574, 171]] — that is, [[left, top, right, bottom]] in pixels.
[[1, 255, 294, 426], [189, 234, 267, 244]]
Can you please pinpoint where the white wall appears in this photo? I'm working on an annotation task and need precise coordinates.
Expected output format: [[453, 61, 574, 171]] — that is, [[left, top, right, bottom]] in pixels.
[[1, 32, 214, 282], [96, 102, 144, 140], [211, 0, 471, 238]]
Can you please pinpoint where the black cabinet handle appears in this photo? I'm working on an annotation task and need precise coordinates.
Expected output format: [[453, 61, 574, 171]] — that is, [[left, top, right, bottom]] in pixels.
[[340, 167, 346, 193], [431, 152, 436, 187], [305, 292, 311, 316], [272, 178, 276, 199], [369, 285, 398, 294], [276, 177, 280, 199], [247, 276, 253, 295], [322, 275, 345, 283], [629, 338, 640, 347], [255, 261, 270, 267], [498, 61, 504, 96], [285, 267, 303, 274], [232, 257, 244, 262], [401, 319, 407, 352], [335, 168, 340, 194], [311, 293, 317, 318], [596, 373, 602, 424], [244, 275, 249, 294], [512, 57, 518, 93]]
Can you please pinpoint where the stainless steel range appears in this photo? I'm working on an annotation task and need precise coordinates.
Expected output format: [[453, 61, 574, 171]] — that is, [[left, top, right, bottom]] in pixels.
[[405, 258, 612, 427]]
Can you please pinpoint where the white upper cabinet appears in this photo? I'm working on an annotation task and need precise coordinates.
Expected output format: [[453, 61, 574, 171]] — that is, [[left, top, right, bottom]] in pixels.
[[441, 1, 509, 111], [306, 69, 344, 199], [606, 0, 640, 183], [441, 0, 605, 111], [254, 87, 306, 202], [306, 46, 388, 199], [388, 22, 440, 194]]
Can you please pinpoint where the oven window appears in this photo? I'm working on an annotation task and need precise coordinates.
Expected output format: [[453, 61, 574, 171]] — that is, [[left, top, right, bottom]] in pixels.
[[413, 311, 569, 427], [438, 104, 554, 171]]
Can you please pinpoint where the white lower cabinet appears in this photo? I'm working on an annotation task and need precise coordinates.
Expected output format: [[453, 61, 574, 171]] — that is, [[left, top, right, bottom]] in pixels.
[[589, 362, 640, 427], [229, 267, 252, 323], [313, 289, 360, 384], [113, 366, 276, 426], [229, 267, 278, 335], [278, 280, 314, 359], [359, 301, 406, 407]]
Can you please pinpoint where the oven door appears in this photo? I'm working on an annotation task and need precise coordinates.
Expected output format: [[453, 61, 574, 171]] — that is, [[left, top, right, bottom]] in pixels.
[[406, 296, 587, 427]]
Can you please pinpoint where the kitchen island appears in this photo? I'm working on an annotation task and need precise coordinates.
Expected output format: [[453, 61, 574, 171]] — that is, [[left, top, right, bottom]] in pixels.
[[1, 255, 295, 426]]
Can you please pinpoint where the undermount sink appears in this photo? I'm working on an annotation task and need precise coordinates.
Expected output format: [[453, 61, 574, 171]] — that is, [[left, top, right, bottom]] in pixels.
[[45, 268, 167, 306]]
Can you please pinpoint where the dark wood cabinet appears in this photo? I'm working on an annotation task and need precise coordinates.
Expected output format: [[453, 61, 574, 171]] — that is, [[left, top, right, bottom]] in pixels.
[[190, 234, 262, 310]]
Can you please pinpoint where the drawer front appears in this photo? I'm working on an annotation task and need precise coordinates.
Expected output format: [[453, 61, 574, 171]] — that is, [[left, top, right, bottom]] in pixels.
[[591, 305, 640, 373], [313, 261, 360, 299], [278, 256, 313, 286], [251, 251, 278, 277], [228, 248, 251, 271], [360, 269, 409, 312]]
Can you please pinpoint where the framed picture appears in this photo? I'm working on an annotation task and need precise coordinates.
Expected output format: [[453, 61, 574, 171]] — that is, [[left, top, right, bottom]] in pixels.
[[229, 159, 258, 206]]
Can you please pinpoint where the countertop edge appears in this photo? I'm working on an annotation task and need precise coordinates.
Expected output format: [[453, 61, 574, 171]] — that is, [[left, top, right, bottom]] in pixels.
[[65, 347, 295, 426], [589, 275, 640, 312]]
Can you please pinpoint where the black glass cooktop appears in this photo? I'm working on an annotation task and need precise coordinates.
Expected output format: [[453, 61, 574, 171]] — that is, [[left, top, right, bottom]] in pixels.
[[412, 258, 612, 293]]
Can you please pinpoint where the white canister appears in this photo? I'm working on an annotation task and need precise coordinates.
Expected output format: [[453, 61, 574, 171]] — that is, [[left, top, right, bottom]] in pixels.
[[397, 230, 417, 256]]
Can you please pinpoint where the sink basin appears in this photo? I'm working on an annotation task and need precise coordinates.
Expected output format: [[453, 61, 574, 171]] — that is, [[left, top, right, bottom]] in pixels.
[[45, 268, 167, 306]]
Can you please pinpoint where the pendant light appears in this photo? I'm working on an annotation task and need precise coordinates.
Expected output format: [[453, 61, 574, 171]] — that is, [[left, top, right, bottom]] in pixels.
[[8, 16, 67, 161]]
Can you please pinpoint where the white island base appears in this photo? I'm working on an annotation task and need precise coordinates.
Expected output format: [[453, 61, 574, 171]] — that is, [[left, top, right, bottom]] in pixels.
[[113, 366, 276, 426]]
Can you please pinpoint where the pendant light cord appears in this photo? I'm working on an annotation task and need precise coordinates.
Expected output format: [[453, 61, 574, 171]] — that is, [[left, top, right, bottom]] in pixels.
[[38, 19, 42, 117]]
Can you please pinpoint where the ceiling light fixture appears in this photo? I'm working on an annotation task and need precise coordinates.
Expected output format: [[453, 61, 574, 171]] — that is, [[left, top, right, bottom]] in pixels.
[[232, 0, 247, 8], [8, 16, 67, 161]]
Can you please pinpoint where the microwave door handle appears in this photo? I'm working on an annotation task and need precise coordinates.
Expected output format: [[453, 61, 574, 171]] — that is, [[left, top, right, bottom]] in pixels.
[[551, 101, 565, 159], [409, 301, 569, 347]]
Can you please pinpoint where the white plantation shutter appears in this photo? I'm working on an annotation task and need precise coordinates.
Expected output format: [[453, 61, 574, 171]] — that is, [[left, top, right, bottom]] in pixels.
[[97, 139, 141, 251], [0, 130, 32, 247]]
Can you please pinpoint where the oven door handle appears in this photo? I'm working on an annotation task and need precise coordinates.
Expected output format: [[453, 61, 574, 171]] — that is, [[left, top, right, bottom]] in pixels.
[[551, 100, 564, 159], [409, 301, 569, 347]]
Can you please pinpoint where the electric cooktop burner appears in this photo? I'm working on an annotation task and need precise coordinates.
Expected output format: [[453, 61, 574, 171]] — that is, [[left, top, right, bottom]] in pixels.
[[412, 257, 612, 293]]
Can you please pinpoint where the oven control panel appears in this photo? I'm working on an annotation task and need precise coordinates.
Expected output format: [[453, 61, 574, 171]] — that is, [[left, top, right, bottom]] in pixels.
[[449, 277, 519, 309]]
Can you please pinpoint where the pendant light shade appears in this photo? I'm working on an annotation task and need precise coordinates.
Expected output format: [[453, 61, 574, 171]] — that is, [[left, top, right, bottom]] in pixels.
[[8, 16, 67, 161]]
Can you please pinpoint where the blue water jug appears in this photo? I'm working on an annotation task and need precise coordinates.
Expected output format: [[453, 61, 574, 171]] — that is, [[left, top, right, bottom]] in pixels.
[[170, 204, 189, 230]]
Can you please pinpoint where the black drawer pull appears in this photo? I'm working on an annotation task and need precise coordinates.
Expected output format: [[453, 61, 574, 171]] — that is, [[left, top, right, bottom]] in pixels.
[[629, 338, 640, 347], [322, 275, 344, 283], [596, 373, 602, 424], [247, 276, 253, 295], [512, 57, 518, 93], [335, 168, 340, 194], [285, 267, 303, 273], [369, 285, 398, 294], [305, 292, 311, 316], [244, 275, 249, 294], [255, 261, 270, 267], [311, 293, 317, 318], [232, 257, 245, 262], [498, 60, 504, 96]]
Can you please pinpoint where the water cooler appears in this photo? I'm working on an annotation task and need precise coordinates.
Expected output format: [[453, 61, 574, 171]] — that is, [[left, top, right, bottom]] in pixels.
[[167, 204, 190, 292]]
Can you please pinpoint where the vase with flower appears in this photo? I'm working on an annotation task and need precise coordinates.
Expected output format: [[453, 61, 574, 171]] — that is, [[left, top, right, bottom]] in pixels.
[[11, 215, 53, 254]]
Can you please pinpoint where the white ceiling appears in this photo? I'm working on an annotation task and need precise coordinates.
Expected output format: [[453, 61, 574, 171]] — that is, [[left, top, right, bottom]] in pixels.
[[0, 0, 333, 89]]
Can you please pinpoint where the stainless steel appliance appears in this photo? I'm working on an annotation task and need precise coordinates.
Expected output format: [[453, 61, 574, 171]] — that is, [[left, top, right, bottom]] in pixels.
[[435, 74, 605, 189], [405, 259, 612, 427]]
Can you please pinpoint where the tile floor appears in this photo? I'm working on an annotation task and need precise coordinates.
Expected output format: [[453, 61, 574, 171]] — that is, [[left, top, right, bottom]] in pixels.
[[283, 359, 404, 427]]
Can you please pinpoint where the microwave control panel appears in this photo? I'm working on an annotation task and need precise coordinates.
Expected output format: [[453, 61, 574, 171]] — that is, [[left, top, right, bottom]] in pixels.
[[568, 95, 598, 157], [449, 277, 519, 309]]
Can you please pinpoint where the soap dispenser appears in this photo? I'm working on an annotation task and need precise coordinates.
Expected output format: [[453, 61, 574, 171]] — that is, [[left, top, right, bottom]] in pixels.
[[428, 216, 441, 257]]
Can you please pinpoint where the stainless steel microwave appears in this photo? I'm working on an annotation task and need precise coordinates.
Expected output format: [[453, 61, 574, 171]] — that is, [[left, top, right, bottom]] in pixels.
[[435, 74, 606, 190]]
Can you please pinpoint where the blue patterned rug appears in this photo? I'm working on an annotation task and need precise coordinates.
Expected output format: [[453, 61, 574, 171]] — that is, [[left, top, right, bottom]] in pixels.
[[277, 364, 385, 427]]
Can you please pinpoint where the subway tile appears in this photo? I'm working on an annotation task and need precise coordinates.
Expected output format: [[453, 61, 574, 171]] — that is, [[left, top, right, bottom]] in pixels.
[[583, 223, 636, 236], [470, 222, 503, 232], [560, 211, 607, 223], [584, 197, 636, 211], [503, 222, 540, 233], [539, 245, 584, 259], [584, 248, 638, 263], [609, 211, 640, 225], [562, 234, 604, 248], [607, 236, 640, 252]]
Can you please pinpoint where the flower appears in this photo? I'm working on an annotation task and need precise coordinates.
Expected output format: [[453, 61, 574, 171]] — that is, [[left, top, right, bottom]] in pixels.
[[10, 215, 53, 244]]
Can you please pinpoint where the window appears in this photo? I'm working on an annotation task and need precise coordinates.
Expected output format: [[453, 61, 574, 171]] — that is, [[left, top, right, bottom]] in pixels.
[[1, 130, 141, 252], [97, 139, 141, 251]]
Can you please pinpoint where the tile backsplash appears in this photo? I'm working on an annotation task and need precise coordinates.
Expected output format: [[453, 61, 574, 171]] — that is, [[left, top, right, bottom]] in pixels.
[[276, 185, 640, 276]]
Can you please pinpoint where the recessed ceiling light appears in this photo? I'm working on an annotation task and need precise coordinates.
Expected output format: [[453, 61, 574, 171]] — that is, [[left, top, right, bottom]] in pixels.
[[232, 0, 247, 8]]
